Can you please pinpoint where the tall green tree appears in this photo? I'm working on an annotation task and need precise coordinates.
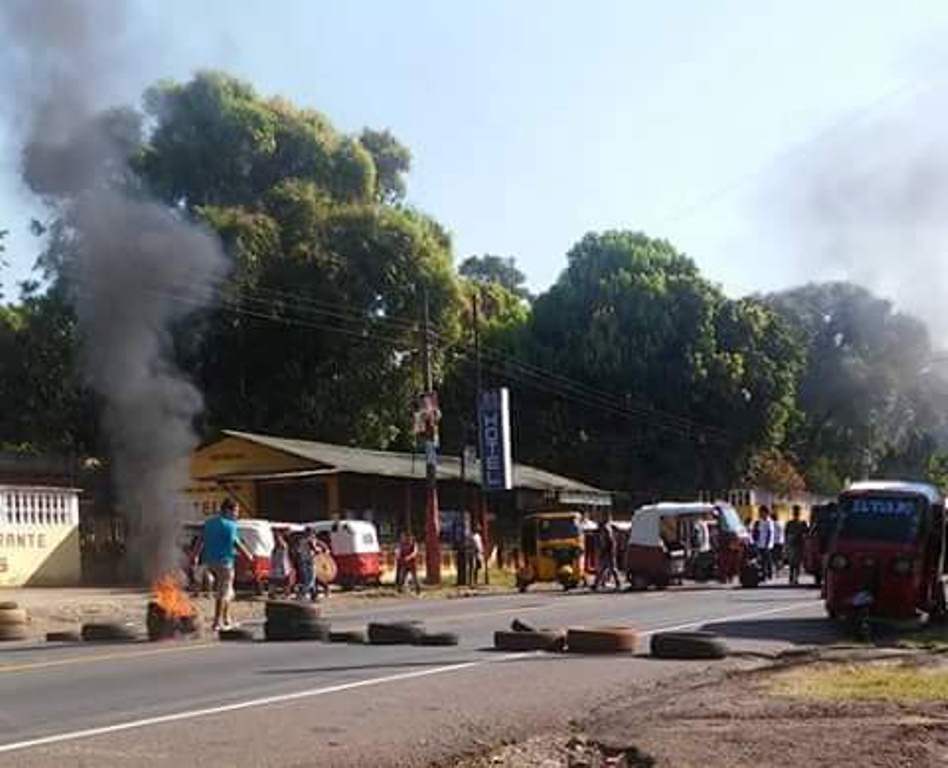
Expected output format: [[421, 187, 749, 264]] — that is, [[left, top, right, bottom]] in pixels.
[[459, 254, 531, 300], [500, 231, 803, 493], [766, 282, 946, 490], [358, 128, 412, 204]]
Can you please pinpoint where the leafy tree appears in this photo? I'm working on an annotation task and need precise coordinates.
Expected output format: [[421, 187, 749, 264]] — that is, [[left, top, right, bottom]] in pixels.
[[459, 254, 531, 300], [744, 448, 806, 497], [766, 282, 946, 486], [0, 227, 7, 301], [495, 231, 803, 493], [359, 128, 412, 204]]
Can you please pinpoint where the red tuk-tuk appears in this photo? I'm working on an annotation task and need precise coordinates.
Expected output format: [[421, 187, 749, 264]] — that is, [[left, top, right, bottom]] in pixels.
[[824, 481, 947, 625], [307, 520, 382, 587], [180, 518, 275, 595], [803, 502, 838, 587], [624, 502, 756, 589]]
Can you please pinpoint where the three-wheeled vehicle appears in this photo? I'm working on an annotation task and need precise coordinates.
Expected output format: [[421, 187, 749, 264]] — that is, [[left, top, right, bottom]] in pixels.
[[180, 518, 275, 594], [625, 502, 757, 590], [582, 519, 631, 578], [516, 512, 585, 592], [307, 519, 382, 587], [824, 481, 948, 629], [803, 502, 838, 588]]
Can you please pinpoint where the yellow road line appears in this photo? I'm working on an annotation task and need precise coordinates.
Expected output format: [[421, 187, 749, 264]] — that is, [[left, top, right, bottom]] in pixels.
[[0, 641, 217, 675]]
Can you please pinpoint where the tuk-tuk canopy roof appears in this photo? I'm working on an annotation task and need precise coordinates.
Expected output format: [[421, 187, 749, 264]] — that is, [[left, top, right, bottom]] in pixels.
[[629, 502, 739, 547], [845, 481, 944, 506]]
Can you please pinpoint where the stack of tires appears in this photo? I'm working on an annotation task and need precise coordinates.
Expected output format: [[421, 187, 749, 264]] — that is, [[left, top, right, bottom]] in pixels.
[[0, 601, 29, 642], [264, 601, 330, 641]]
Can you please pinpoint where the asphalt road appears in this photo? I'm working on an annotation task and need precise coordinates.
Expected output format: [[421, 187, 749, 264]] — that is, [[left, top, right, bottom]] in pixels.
[[0, 581, 834, 767]]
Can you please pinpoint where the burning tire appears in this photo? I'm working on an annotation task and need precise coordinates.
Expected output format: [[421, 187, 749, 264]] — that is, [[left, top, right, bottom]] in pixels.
[[649, 631, 728, 660], [46, 630, 81, 643], [414, 631, 459, 647], [367, 621, 425, 645], [81, 622, 139, 643], [565, 627, 639, 654], [493, 629, 565, 652]]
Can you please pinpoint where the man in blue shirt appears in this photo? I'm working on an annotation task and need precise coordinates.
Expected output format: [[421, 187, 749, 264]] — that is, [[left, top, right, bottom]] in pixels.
[[203, 498, 250, 631]]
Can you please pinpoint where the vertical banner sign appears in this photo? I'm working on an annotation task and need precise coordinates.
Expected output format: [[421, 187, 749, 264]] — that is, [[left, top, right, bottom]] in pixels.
[[478, 388, 513, 491]]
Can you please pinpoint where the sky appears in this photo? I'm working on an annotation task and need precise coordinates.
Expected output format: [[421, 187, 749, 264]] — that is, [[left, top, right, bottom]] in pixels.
[[4, 0, 948, 305]]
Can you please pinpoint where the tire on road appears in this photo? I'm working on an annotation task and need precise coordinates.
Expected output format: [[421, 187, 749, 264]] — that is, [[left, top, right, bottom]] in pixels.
[[219, 627, 256, 642], [739, 565, 761, 589], [46, 630, 81, 643], [265, 601, 320, 622], [0, 601, 19, 610], [493, 629, 565, 652], [367, 621, 425, 645], [414, 631, 459, 647], [80, 622, 140, 643], [0, 608, 28, 625], [264, 617, 330, 642], [565, 626, 639, 654], [649, 631, 728, 660], [329, 629, 367, 644], [0, 624, 29, 642]]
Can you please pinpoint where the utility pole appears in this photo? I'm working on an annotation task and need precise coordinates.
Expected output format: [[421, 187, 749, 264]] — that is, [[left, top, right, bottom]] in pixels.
[[422, 288, 442, 584], [473, 291, 489, 584]]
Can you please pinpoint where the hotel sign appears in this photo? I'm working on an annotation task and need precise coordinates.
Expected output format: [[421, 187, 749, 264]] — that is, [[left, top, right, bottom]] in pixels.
[[478, 388, 513, 492]]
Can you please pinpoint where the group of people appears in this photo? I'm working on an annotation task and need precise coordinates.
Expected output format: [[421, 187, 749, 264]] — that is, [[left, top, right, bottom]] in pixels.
[[268, 527, 333, 601], [750, 505, 810, 585], [393, 525, 487, 594]]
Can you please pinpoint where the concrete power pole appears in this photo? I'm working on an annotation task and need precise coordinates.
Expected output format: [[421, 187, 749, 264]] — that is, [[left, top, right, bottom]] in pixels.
[[473, 291, 490, 585], [422, 289, 442, 584]]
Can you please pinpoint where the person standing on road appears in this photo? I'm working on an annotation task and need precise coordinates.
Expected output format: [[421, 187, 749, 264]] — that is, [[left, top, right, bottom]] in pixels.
[[785, 505, 809, 585], [396, 531, 421, 594], [202, 498, 251, 632], [772, 514, 786, 575], [754, 506, 775, 581], [471, 526, 485, 585], [295, 529, 317, 601], [593, 521, 620, 591]]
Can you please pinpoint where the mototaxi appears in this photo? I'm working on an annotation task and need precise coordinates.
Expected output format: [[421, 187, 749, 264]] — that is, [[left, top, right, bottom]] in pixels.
[[824, 481, 947, 623], [803, 502, 838, 588], [516, 512, 585, 592], [180, 518, 274, 594], [306, 519, 382, 587], [625, 502, 754, 590]]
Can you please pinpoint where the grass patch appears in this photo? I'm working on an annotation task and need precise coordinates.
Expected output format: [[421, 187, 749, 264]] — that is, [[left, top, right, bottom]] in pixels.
[[773, 662, 948, 702], [898, 623, 948, 651]]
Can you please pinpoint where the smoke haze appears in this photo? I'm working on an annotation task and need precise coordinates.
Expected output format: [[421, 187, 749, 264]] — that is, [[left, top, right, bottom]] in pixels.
[[1, 0, 226, 579], [770, 82, 948, 349]]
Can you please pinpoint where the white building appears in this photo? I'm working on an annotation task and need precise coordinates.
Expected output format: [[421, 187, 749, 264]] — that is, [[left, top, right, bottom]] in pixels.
[[0, 485, 81, 586]]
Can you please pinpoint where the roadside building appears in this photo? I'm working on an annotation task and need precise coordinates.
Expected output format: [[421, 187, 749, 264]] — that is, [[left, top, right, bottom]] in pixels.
[[0, 485, 81, 586], [186, 430, 611, 567]]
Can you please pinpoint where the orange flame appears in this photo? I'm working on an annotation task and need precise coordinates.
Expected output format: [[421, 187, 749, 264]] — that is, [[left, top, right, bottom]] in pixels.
[[152, 573, 195, 619]]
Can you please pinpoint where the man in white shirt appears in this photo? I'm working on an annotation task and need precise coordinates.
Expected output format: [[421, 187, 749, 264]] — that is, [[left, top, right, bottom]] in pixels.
[[773, 515, 786, 576], [754, 506, 775, 581]]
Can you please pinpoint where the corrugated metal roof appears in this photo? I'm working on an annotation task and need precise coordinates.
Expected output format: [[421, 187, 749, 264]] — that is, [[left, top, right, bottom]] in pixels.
[[221, 430, 606, 495]]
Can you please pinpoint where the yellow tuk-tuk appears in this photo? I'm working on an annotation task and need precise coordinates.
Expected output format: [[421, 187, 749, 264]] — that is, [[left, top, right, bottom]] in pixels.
[[516, 512, 585, 592]]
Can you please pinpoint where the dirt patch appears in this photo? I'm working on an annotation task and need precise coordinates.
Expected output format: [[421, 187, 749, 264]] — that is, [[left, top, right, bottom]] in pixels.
[[458, 650, 948, 768]]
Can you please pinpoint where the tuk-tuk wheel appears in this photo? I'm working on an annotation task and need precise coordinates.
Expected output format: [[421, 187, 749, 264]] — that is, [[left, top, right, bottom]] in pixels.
[[814, 571, 822, 589], [628, 573, 649, 592], [517, 579, 530, 593]]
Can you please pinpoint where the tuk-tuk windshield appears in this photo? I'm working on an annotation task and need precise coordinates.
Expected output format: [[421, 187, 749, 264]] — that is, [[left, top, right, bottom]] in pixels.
[[716, 506, 745, 535], [838, 495, 923, 543], [537, 517, 580, 541]]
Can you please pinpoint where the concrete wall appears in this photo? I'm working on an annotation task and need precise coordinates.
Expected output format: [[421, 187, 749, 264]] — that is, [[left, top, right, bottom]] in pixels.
[[0, 486, 81, 586]]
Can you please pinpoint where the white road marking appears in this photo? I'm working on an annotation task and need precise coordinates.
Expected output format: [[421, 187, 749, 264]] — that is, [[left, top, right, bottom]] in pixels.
[[636, 599, 820, 637], [0, 598, 820, 755], [0, 653, 529, 755]]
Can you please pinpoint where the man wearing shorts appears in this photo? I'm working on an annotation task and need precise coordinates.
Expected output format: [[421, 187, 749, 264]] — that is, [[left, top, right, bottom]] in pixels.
[[203, 498, 250, 631]]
